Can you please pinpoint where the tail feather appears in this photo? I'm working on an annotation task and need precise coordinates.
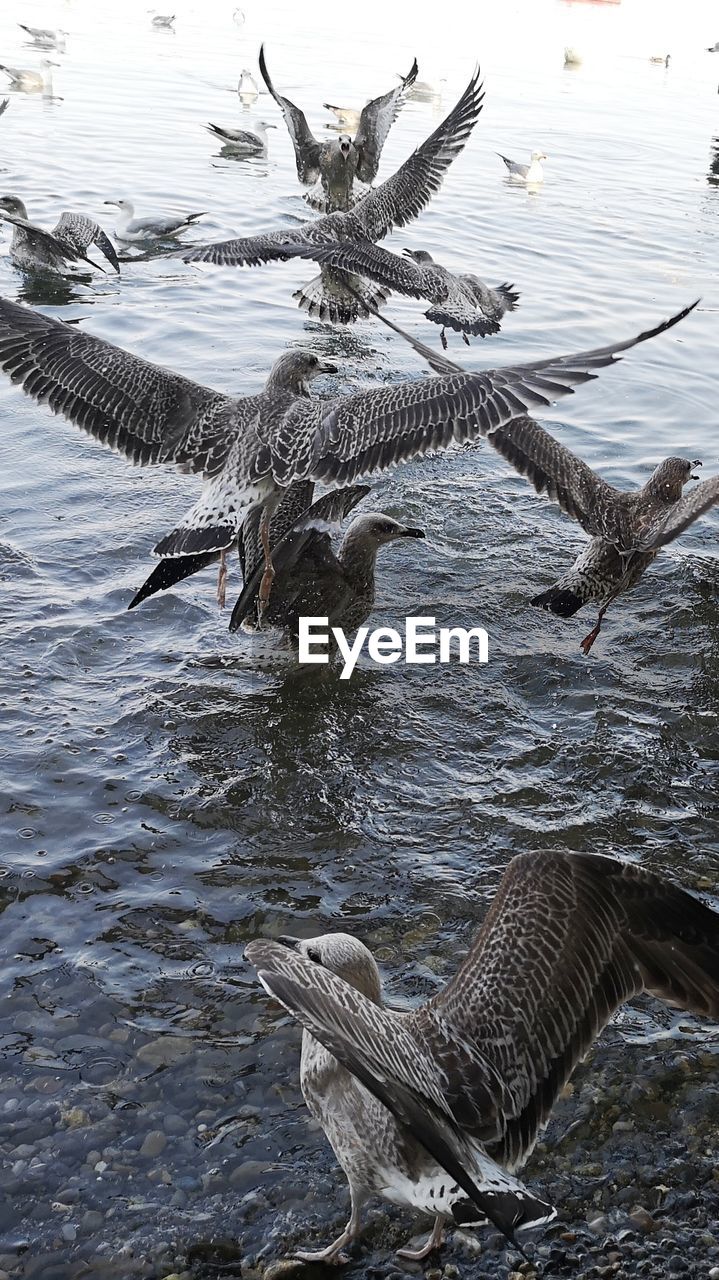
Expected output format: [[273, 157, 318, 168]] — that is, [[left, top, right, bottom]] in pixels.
[[153, 524, 236, 557], [531, 585, 585, 618], [497, 282, 520, 312], [128, 550, 220, 610], [294, 267, 389, 324]]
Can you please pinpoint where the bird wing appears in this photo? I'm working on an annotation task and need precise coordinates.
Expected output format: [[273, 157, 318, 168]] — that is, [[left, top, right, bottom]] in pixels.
[[637, 472, 719, 551], [430, 850, 719, 1171], [230, 484, 369, 631], [353, 58, 419, 183], [350, 67, 485, 244], [259, 45, 321, 184], [285, 303, 696, 490], [0, 208, 94, 268], [0, 295, 239, 475], [0, 98, 8, 117], [182, 223, 311, 268], [53, 211, 120, 273], [498, 152, 529, 178], [207, 123, 262, 147], [278, 239, 428, 297], [238, 479, 315, 582], [246, 936, 549, 1245]]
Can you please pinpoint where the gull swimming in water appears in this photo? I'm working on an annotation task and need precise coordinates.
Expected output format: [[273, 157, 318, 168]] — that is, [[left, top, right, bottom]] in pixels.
[[288, 241, 519, 347], [237, 68, 259, 104], [181, 68, 485, 323], [205, 118, 275, 154], [498, 150, 547, 184], [0, 292, 695, 622], [230, 486, 425, 640], [323, 102, 362, 132], [649, 54, 670, 66], [707, 42, 719, 52], [259, 46, 418, 212], [149, 12, 175, 28], [0, 59, 58, 93], [103, 199, 206, 242], [18, 24, 67, 52], [247, 850, 719, 1262], [0, 196, 119, 274]]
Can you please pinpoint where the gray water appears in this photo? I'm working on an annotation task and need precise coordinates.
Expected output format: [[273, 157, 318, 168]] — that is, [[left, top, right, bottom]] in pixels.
[[0, 0, 718, 1274]]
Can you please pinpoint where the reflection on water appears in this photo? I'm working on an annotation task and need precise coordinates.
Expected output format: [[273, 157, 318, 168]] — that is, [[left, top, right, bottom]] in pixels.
[[0, 0, 717, 1271]]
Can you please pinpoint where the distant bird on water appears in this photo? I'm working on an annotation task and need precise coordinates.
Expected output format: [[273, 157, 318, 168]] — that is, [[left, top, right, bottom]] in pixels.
[[103, 199, 206, 242], [498, 149, 547, 184], [649, 53, 670, 66], [205, 118, 275, 154], [259, 46, 418, 212], [18, 24, 67, 52], [149, 12, 175, 28], [0, 292, 696, 623], [247, 850, 719, 1262], [0, 195, 120, 274], [0, 59, 58, 93], [237, 68, 259, 104], [707, 42, 719, 52], [288, 241, 519, 347]]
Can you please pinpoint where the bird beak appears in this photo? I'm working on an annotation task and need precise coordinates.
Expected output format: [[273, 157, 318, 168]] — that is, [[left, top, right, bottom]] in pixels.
[[318, 359, 338, 374], [402, 249, 415, 259], [103, 200, 119, 207], [690, 459, 703, 480], [276, 935, 301, 950], [399, 526, 425, 539]]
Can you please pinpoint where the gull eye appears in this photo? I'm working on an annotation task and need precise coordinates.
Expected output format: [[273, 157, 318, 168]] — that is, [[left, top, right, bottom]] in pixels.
[[306, 946, 322, 965]]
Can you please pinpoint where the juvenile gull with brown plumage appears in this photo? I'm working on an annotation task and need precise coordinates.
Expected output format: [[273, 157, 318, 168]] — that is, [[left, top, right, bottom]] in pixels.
[[247, 851, 719, 1262], [259, 46, 418, 213], [0, 292, 696, 622], [0, 195, 119, 274]]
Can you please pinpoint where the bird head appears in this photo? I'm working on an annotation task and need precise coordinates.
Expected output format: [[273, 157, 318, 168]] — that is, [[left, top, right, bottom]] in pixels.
[[647, 456, 702, 503], [103, 198, 133, 214], [531, 150, 547, 162], [346, 513, 426, 549], [403, 248, 434, 264], [265, 349, 338, 396], [0, 195, 28, 218], [338, 134, 353, 160], [276, 933, 382, 1003]]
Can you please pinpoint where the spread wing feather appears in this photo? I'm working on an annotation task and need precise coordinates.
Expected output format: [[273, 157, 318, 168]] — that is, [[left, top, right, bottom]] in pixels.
[[53, 212, 120, 273], [259, 45, 321, 184], [353, 58, 419, 183], [638, 473, 719, 550]]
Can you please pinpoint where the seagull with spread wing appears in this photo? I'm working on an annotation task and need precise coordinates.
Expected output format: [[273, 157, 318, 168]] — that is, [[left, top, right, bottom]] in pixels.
[[259, 47, 418, 213], [247, 850, 719, 1262], [356, 294, 715, 654], [0, 195, 119, 274], [0, 292, 695, 624], [284, 241, 520, 346], [181, 68, 485, 323]]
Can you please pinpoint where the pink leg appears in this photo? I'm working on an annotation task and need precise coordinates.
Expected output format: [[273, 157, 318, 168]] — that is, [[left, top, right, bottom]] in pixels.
[[396, 1214, 445, 1260], [217, 549, 228, 609]]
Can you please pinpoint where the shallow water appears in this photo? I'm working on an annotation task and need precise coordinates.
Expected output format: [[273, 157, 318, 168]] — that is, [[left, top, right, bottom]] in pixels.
[[0, 0, 718, 1273]]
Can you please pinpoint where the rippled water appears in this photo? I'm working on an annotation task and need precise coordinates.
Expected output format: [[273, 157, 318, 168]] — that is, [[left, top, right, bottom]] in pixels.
[[0, 0, 718, 1273]]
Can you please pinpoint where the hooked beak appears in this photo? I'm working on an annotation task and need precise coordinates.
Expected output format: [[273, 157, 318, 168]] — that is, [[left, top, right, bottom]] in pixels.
[[690, 459, 702, 480], [399, 526, 425, 539], [103, 200, 120, 207], [318, 359, 338, 374], [277, 935, 301, 950], [402, 248, 416, 259]]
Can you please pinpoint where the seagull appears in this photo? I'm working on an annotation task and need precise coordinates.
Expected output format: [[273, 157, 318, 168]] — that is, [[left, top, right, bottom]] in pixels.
[[358, 295, 714, 654], [237, 68, 259, 104], [18, 24, 67, 52], [180, 68, 485, 324], [247, 850, 719, 1262], [707, 42, 719, 52], [0, 292, 696, 624], [0, 196, 120, 274], [103, 199, 206, 242], [229, 487, 425, 640], [205, 119, 275, 154], [0, 59, 58, 93], [564, 47, 582, 66], [649, 54, 670, 66], [259, 46, 418, 213], [287, 242, 520, 347], [323, 102, 362, 132], [498, 150, 547, 184], [149, 12, 175, 28]]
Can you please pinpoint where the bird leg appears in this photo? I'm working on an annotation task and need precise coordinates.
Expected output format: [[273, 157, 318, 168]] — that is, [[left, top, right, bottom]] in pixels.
[[216, 549, 228, 609], [396, 1214, 445, 1260], [257, 508, 275, 621], [440, 327, 448, 349], [580, 602, 609, 655], [462, 331, 470, 346], [293, 1202, 363, 1265]]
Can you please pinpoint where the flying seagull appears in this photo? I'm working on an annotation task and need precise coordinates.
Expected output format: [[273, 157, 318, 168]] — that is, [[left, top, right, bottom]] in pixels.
[[0, 196, 120, 274], [498, 150, 547, 184], [180, 68, 485, 323], [247, 850, 719, 1262], [0, 293, 695, 623], [285, 241, 520, 346], [352, 291, 715, 653], [205, 119, 275, 154], [0, 59, 58, 93], [103, 199, 206, 243], [259, 46, 418, 213], [230, 486, 425, 640]]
